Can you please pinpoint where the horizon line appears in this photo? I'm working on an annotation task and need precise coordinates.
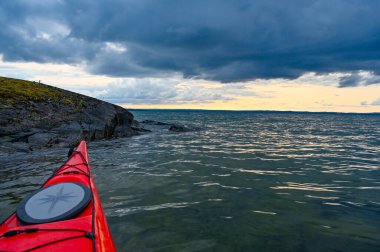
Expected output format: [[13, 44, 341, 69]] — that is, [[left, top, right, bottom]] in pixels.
[[126, 108, 380, 115]]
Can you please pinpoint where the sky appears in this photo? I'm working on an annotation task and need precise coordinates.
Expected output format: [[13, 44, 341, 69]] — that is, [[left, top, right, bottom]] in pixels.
[[1, 0, 380, 112]]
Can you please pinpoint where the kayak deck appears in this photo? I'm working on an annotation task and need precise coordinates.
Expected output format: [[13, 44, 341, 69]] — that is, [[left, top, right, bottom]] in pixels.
[[0, 141, 116, 252]]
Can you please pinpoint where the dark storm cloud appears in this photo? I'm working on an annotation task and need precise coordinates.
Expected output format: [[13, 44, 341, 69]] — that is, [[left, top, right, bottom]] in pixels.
[[339, 73, 363, 88], [1, 0, 380, 84], [339, 72, 380, 87]]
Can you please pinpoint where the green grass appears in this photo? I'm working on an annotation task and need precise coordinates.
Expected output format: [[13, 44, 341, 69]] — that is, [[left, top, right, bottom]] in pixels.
[[0, 76, 86, 106]]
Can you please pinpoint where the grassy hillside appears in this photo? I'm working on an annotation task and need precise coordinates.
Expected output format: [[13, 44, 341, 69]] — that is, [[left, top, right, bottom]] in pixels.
[[0, 76, 93, 106], [0, 76, 137, 148]]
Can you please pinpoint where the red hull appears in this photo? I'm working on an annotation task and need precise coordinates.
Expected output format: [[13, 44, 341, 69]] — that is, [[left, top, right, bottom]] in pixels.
[[0, 140, 116, 252]]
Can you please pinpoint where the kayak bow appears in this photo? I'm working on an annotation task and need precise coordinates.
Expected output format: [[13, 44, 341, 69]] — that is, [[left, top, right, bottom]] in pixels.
[[0, 140, 116, 252]]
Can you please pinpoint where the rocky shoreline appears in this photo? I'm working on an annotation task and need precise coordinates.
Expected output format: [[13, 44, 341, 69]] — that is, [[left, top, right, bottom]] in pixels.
[[0, 76, 193, 153]]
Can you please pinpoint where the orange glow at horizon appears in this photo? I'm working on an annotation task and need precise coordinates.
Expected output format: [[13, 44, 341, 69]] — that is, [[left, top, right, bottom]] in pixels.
[[120, 83, 380, 113]]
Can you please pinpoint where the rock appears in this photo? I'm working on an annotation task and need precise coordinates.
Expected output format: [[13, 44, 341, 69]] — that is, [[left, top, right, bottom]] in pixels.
[[0, 76, 140, 151], [141, 120, 171, 126], [169, 124, 190, 132], [139, 120, 198, 133], [130, 126, 151, 133], [130, 120, 151, 132]]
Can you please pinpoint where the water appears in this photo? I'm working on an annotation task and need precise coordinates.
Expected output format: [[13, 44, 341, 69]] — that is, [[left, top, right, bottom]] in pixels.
[[1, 111, 380, 251]]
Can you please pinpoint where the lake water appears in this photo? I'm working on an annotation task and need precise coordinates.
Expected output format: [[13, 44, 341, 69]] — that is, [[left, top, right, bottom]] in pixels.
[[1, 110, 380, 251]]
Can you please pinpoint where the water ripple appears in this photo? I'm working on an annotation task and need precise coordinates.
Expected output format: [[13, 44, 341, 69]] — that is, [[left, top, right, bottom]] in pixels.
[[111, 201, 201, 216], [1, 111, 380, 251]]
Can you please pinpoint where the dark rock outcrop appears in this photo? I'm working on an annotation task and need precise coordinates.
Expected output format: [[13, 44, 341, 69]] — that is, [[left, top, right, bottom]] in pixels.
[[168, 124, 190, 132], [0, 76, 144, 151], [141, 120, 171, 126], [140, 120, 196, 133]]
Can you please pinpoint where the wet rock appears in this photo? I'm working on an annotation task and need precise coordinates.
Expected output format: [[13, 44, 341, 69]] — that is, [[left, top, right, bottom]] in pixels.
[[139, 119, 198, 133], [169, 124, 190, 132], [131, 126, 151, 133], [141, 120, 171, 126]]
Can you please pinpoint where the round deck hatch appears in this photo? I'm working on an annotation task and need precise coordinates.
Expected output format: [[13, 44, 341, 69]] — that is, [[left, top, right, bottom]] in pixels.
[[16, 182, 91, 224]]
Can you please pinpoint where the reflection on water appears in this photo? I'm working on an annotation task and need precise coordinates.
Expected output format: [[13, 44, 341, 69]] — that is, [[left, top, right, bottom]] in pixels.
[[1, 111, 380, 251]]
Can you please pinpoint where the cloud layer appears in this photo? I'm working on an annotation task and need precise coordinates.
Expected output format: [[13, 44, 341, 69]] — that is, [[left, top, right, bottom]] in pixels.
[[1, 0, 380, 85], [339, 72, 380, 87], [90, 78, 246, 105]]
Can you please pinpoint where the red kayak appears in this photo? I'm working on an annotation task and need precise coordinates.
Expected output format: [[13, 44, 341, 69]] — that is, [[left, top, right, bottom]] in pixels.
[[0, 140, 116, 251]]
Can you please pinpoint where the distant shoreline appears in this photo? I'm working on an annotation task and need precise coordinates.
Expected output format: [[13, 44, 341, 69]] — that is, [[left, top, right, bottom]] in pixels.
[[128, 108, 380, 116]]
